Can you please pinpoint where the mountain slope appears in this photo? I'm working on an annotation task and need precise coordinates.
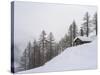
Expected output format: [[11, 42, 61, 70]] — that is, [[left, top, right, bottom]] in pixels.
[[18, 39, 97, 73]]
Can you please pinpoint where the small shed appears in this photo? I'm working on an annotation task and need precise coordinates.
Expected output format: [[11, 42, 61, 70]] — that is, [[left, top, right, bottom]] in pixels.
[[73, 36, 91, 46]]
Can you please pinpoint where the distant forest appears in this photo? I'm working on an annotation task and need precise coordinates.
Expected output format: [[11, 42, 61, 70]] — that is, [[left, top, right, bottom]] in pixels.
[[20, 12, 97, 70]]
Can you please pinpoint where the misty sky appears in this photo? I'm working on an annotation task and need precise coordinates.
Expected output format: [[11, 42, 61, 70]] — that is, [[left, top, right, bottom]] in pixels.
[[14, 1, 97, 51]]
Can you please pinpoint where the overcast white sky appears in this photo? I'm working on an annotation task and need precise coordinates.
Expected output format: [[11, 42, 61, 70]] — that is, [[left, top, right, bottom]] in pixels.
[[14, 1, 97, 51]]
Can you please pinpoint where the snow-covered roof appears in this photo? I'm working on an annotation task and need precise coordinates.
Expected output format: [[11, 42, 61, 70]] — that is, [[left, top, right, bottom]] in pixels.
[[73, 36, 92, 42]]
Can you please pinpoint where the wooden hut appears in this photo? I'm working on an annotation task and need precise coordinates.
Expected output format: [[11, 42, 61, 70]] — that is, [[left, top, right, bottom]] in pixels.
[[73, 36, 91, 46]]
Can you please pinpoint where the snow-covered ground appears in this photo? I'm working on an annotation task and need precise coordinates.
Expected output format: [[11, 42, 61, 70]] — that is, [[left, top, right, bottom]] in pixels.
[[18, 39, 97, 74]]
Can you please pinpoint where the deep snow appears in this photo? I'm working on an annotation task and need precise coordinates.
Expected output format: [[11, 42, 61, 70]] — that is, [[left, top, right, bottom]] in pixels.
[[18, 39, 97, 73]]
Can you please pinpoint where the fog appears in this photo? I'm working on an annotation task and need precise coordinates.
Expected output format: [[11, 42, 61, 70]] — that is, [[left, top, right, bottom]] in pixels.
[[14, 1, 97, 51]]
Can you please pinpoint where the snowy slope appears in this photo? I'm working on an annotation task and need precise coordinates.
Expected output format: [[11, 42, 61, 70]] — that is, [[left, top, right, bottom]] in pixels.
[[18, 39, 97, 73]]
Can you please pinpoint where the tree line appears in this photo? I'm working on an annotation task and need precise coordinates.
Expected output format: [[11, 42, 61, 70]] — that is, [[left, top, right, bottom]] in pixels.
[[20, 12, 97, 70]]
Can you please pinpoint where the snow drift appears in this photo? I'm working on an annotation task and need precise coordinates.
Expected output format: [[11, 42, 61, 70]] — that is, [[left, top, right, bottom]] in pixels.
[[18, 39, 97, 73]]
